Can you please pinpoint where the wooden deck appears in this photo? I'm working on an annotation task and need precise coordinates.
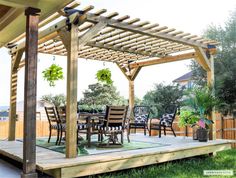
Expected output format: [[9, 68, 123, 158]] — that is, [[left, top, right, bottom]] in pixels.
[[0, 134, 232, 178]]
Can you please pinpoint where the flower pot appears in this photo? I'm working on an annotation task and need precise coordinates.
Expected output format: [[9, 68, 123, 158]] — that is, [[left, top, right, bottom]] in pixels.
[[197, 128, 209, 142], [192, 126, 198, 140]]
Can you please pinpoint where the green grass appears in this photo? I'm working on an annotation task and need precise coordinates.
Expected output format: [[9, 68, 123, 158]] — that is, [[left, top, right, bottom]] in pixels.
[[91, 149, 236, 178]]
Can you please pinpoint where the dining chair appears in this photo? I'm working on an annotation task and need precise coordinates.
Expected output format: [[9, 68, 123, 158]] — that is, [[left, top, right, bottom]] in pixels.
[[98, 106, 128, 147], [56, 106, 67, 145], [44, 106, 60, 145]]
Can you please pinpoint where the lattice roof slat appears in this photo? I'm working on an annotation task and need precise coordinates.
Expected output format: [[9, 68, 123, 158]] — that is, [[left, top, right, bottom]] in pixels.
[[8, 3, 217, 68]]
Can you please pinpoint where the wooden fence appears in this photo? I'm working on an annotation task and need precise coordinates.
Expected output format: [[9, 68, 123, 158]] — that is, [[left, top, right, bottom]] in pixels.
[[0, 113, 235, 148], [169, 113, 236, 148], [0, 120, 57, 139]]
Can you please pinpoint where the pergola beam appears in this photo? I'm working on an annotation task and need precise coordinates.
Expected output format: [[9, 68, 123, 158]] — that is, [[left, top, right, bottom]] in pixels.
[[0, 8, 23, 31], [86, 13, 208, 49], [86, 41, 152, 57], [116, 63, 141, 110], [10, 12, 82, 54], [194, 47, 211, 71], [129, 52, 197, 68], [78, 21, 107, 48], [0, 0, 39, 8], [12, 48, 24, 71]]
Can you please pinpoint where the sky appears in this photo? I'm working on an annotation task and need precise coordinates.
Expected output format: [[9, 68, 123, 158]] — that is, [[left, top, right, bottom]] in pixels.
[[0, 0, 236, 106]]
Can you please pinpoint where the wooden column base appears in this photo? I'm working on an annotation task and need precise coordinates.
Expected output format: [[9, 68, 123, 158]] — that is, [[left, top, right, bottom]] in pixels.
[[21, 172, 38, 178]]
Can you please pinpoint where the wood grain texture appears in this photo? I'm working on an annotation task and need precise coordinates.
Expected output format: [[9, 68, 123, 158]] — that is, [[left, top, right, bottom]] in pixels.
[[0, 136, 231, 178], [65, 24, 78, 158], [23, 7, 40, 176]]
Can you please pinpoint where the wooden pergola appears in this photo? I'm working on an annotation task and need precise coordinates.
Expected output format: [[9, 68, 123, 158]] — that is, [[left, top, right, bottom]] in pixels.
[[0, 1, 217, 177]]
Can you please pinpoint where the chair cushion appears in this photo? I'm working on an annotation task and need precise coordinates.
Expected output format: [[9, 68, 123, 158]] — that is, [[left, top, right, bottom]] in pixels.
[[78, 123, 87, 130], [51, 124, 59, 130], [134, 114, 148, 123], [99, 126, 123, 131], [59, 123, 88, 131], [160, 113, 174, 127]]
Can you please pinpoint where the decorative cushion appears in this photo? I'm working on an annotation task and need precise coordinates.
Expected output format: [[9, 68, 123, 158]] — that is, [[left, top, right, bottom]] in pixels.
[[160, 113, 174, 127], [134, 114, 148, 123]]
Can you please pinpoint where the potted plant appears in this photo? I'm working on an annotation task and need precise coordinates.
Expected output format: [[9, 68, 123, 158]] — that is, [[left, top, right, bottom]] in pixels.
[[179, 109, 199, 140], [193, 118, 214, 142], [183, 86, 219, 142]]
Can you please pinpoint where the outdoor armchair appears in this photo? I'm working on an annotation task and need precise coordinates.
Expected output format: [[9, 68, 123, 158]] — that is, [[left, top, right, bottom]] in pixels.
[[149, 104, 179, 137], [128, 106, 150, 135]]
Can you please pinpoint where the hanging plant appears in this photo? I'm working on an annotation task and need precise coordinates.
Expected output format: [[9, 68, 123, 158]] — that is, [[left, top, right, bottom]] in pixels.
[[42, 64, 64, 87], [96, 68, 113, 85]]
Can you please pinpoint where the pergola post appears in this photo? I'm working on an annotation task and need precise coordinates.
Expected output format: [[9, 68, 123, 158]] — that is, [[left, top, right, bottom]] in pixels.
[[22, 7, 40, 178], [61, 23, 79, 158], [194, 47, 216, 140], [116, 64, 142, 110], [207, 55, 216, 140], [8, 49, 24, 141], [8, 67, 18, 141], [129, 80, 135, 110], [66, 23, 78, 158]]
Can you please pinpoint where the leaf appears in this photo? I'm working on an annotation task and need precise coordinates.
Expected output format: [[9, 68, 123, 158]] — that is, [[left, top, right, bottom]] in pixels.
[[42, 64, 64, 87], [96, 68, 113, 85]]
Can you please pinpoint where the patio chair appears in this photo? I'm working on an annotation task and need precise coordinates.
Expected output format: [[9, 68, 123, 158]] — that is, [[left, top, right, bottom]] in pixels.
[[98, 106, 128, 147], [44, 106, 60, 145], [56, 106, 67, 145], [149, 104, 179, 138], [57, 106, 87, 145], [128, 106, 150, 135]]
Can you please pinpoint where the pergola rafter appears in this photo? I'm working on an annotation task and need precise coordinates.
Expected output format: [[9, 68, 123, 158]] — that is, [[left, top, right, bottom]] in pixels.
[[9, 4, 217, 69]]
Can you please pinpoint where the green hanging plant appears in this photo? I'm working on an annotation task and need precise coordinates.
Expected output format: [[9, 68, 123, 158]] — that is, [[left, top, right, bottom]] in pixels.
[[42, 64, 64, 87], [96, 68, 113, 85]]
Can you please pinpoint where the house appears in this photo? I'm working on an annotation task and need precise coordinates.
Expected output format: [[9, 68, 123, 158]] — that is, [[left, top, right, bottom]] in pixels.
[[0, 111, 9, 121], [173, 71, 194, 89], [16, 100, 53, 121]]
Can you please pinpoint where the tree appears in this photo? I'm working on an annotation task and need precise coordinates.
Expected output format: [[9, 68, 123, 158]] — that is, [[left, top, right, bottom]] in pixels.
[[142, 83, 183, 117], [41, 94, 66, 107], [190, 9, 236, 114], [79, 83, 127, 112]]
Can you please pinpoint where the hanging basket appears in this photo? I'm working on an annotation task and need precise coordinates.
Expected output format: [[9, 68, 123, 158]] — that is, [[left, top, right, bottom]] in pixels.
[[96, 68, 113, 85], [42, 64, 64, 87]]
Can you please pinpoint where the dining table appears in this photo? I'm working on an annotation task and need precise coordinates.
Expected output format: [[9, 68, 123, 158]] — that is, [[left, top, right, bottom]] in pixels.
[[78, 112, 106, 147]]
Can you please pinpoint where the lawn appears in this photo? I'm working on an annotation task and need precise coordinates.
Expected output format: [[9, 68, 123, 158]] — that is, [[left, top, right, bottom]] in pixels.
[[92, 149, 236, 178]]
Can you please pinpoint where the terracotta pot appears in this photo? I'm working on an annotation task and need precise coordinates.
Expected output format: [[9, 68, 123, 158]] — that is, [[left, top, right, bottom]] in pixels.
[[197, 128, 209, 142]]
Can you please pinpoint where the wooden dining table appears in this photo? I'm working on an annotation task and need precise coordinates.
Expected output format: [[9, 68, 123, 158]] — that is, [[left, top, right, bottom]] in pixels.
[[78, 112, 106, 147]]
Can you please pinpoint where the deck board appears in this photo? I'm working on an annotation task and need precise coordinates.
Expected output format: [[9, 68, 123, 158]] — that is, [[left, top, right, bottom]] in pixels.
[[0, 134, 232, 178]]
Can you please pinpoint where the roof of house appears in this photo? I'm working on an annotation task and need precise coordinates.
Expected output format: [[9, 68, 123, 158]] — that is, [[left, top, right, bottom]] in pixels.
[[0, 111, 9, 117], [173, 71, 193, 82]]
